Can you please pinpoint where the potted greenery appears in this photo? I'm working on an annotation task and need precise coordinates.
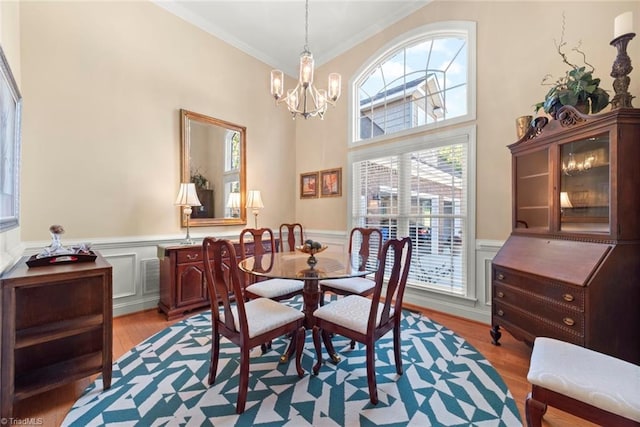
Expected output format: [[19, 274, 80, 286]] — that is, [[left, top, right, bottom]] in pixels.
[[190, 169, 209, 189], [535, 15, 609, 118]]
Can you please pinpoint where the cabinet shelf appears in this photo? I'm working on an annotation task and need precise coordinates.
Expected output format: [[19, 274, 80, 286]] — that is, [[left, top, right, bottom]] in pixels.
[[14, 351, 103, 401], [15, 314, 104, 349], [519, 172, 549, 180]]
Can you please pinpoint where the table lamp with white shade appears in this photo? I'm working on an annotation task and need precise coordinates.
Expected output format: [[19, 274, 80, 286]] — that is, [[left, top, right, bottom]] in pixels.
[[175, 183, 202, 244], [560, 191, 573, 217], [246, 190, 264, 228], [226, 192, 241, 218]]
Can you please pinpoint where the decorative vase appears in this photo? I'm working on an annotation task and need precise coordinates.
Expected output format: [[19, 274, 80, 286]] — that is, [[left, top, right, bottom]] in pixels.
[[515, 115, 533, 139]]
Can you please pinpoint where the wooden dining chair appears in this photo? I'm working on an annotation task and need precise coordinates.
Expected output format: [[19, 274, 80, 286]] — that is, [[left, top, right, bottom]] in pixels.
[[239, 228, 304, 301], [319, 227, 383, 306], [202, 237, 305, 414], [279, 223, 304, 252], [312, 237, 412, 405]]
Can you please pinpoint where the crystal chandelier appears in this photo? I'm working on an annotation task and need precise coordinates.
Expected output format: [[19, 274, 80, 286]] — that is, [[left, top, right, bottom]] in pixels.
[[270, 0, 341, 119]]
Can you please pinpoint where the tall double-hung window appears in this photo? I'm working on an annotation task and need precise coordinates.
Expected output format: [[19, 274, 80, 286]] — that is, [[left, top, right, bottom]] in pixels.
[[349, 22, 476, 296]]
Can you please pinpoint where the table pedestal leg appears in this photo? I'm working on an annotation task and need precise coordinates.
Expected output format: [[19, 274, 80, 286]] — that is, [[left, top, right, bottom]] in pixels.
[[280, 276, 341, 363]]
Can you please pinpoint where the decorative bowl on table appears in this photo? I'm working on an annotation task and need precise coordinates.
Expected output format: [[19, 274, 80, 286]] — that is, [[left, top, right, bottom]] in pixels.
[[296, 240, 328, 267]]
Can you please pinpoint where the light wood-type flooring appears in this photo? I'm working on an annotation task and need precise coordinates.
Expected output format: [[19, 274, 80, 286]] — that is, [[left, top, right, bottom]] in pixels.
[[12, 303, 596, 426]]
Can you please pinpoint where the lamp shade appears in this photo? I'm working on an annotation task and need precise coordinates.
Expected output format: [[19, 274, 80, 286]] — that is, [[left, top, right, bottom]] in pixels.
[[560, 192, 573, 209], [226, 192, 241, 208], [174, 183, 202, 207], [246, 190, 264, 209]]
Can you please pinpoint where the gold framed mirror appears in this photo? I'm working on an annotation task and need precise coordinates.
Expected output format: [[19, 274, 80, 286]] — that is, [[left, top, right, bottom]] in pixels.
[[180, 109, 246, 227]]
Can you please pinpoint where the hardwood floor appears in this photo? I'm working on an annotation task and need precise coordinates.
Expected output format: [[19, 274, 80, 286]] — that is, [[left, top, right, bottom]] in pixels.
[[12, 305, 596, 426]]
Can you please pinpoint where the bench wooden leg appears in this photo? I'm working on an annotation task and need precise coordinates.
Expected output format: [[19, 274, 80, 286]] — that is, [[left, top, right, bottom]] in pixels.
[[525, 390, 547, 427]]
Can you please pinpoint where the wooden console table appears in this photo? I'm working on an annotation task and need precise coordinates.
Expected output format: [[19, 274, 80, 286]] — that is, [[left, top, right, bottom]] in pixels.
[[158, 240, 278, 320], [0, 253, 113, 418]]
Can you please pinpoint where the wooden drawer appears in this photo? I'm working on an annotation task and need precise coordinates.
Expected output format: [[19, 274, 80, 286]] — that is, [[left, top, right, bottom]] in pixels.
[[493, 301, 584, 346], [493, 266, 585, 310], [493, 282, 585, 334], [176, 247, 203, 264]]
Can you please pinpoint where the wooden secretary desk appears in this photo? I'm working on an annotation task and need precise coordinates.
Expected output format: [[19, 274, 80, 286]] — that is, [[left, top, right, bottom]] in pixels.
[[491, 106, 640, 365]]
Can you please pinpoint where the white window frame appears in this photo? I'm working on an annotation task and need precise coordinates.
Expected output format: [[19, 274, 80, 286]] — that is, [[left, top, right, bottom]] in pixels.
[[348, 21, 477, 148], [347, 21, 477, 302]]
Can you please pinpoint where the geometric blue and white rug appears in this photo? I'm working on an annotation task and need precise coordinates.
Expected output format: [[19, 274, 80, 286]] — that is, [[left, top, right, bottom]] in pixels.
[[63, 296, 522, 426]]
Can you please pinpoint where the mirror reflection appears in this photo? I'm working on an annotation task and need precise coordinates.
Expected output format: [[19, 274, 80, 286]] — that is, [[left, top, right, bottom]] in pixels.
[[180, 109, 246, 226]]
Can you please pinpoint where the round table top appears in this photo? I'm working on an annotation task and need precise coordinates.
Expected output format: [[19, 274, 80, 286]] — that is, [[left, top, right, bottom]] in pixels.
[[238, 250, 376, 281]]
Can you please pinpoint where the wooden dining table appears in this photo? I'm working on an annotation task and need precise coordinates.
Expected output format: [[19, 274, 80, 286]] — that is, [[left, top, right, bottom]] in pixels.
[[238, 249, 377, 362]]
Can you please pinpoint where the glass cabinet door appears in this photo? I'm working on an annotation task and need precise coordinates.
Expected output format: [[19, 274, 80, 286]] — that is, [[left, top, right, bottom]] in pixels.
[[515, 148, 549, 231], [559, 132, 610, 234]]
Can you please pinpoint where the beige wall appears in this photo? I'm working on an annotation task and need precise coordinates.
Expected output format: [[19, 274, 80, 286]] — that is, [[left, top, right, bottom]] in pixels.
[[297, 1, 640, 240], [5, 0, 640, 250], [18, 1, 296, 241]]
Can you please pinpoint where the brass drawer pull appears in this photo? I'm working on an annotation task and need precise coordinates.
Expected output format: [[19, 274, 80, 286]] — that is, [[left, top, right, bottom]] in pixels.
[[497, 309, 504, 316], [497, 273, 505, 280], [562, 293, 574, 302], [186, 254, 199, 260], [563, 317, 575, 327], [497, 291, 505, 298]]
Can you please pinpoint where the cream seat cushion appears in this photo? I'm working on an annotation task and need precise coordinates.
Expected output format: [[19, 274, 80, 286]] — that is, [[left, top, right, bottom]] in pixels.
[[313, 295, 393, 335], [245, 278, 304, 299], [320, 277, 375, 294], [527, 337, 640, 422], [221, 298, 304, 338]]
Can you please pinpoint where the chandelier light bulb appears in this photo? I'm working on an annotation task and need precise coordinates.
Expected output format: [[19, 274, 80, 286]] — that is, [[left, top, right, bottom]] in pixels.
[[299, 52, 314, 87], [328, 73, 341, 100], [271, 70, 284, 99]]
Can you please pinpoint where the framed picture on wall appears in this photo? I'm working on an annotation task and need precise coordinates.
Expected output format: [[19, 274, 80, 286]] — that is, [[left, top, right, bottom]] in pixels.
[[320, 168, 342, 198], [300, 172, 319, 199], [0, 45, 22, 232]]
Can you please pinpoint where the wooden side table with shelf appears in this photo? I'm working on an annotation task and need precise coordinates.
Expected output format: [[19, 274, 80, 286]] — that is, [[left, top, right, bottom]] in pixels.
[[0, 253, 113, 418]]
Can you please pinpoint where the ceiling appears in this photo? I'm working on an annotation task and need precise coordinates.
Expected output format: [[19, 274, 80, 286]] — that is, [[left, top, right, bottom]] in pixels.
[[153, 1, 429, 77]]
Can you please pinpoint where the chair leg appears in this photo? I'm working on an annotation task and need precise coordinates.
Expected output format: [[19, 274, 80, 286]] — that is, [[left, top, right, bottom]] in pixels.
[[350, 339, 356, 350], [312, 325, 323, 375], [366, 342, 379, 405], [393, 321, 403, 375], [208, 333, 220, 385], [295, 326, 305, 378], [319, 288, 326, 306], [236, 347, 250, 414]]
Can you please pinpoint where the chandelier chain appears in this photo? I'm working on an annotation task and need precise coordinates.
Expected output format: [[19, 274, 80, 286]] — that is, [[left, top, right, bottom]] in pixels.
[[304, 0, 309, 52]]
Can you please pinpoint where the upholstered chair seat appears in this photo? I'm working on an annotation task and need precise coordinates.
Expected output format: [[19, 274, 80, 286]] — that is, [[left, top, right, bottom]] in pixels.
[[318, 277, 374, 296], [313, 295, 393, 335], [221, 297, 304, 338], [245, 278, 304, 300]]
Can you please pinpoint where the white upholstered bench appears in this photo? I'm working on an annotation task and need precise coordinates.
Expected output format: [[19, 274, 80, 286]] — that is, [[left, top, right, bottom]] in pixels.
[[525, 337, 640, 427]]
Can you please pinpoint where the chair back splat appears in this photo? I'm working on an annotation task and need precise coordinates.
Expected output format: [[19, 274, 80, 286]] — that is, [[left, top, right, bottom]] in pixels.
[[203, 238, 245, 336], [351, 227, 383, 271], [279, 223, 304, 252], [369, 237, 412, 334]]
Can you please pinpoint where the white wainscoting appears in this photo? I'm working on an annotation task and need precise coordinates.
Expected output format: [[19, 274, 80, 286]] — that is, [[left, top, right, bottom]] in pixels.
[[21, 232, 503, 320]]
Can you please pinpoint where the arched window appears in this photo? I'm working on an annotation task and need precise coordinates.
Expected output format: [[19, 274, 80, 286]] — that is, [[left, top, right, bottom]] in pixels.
[[348, 21, 476, 299], [352, 21, 475, 143]]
